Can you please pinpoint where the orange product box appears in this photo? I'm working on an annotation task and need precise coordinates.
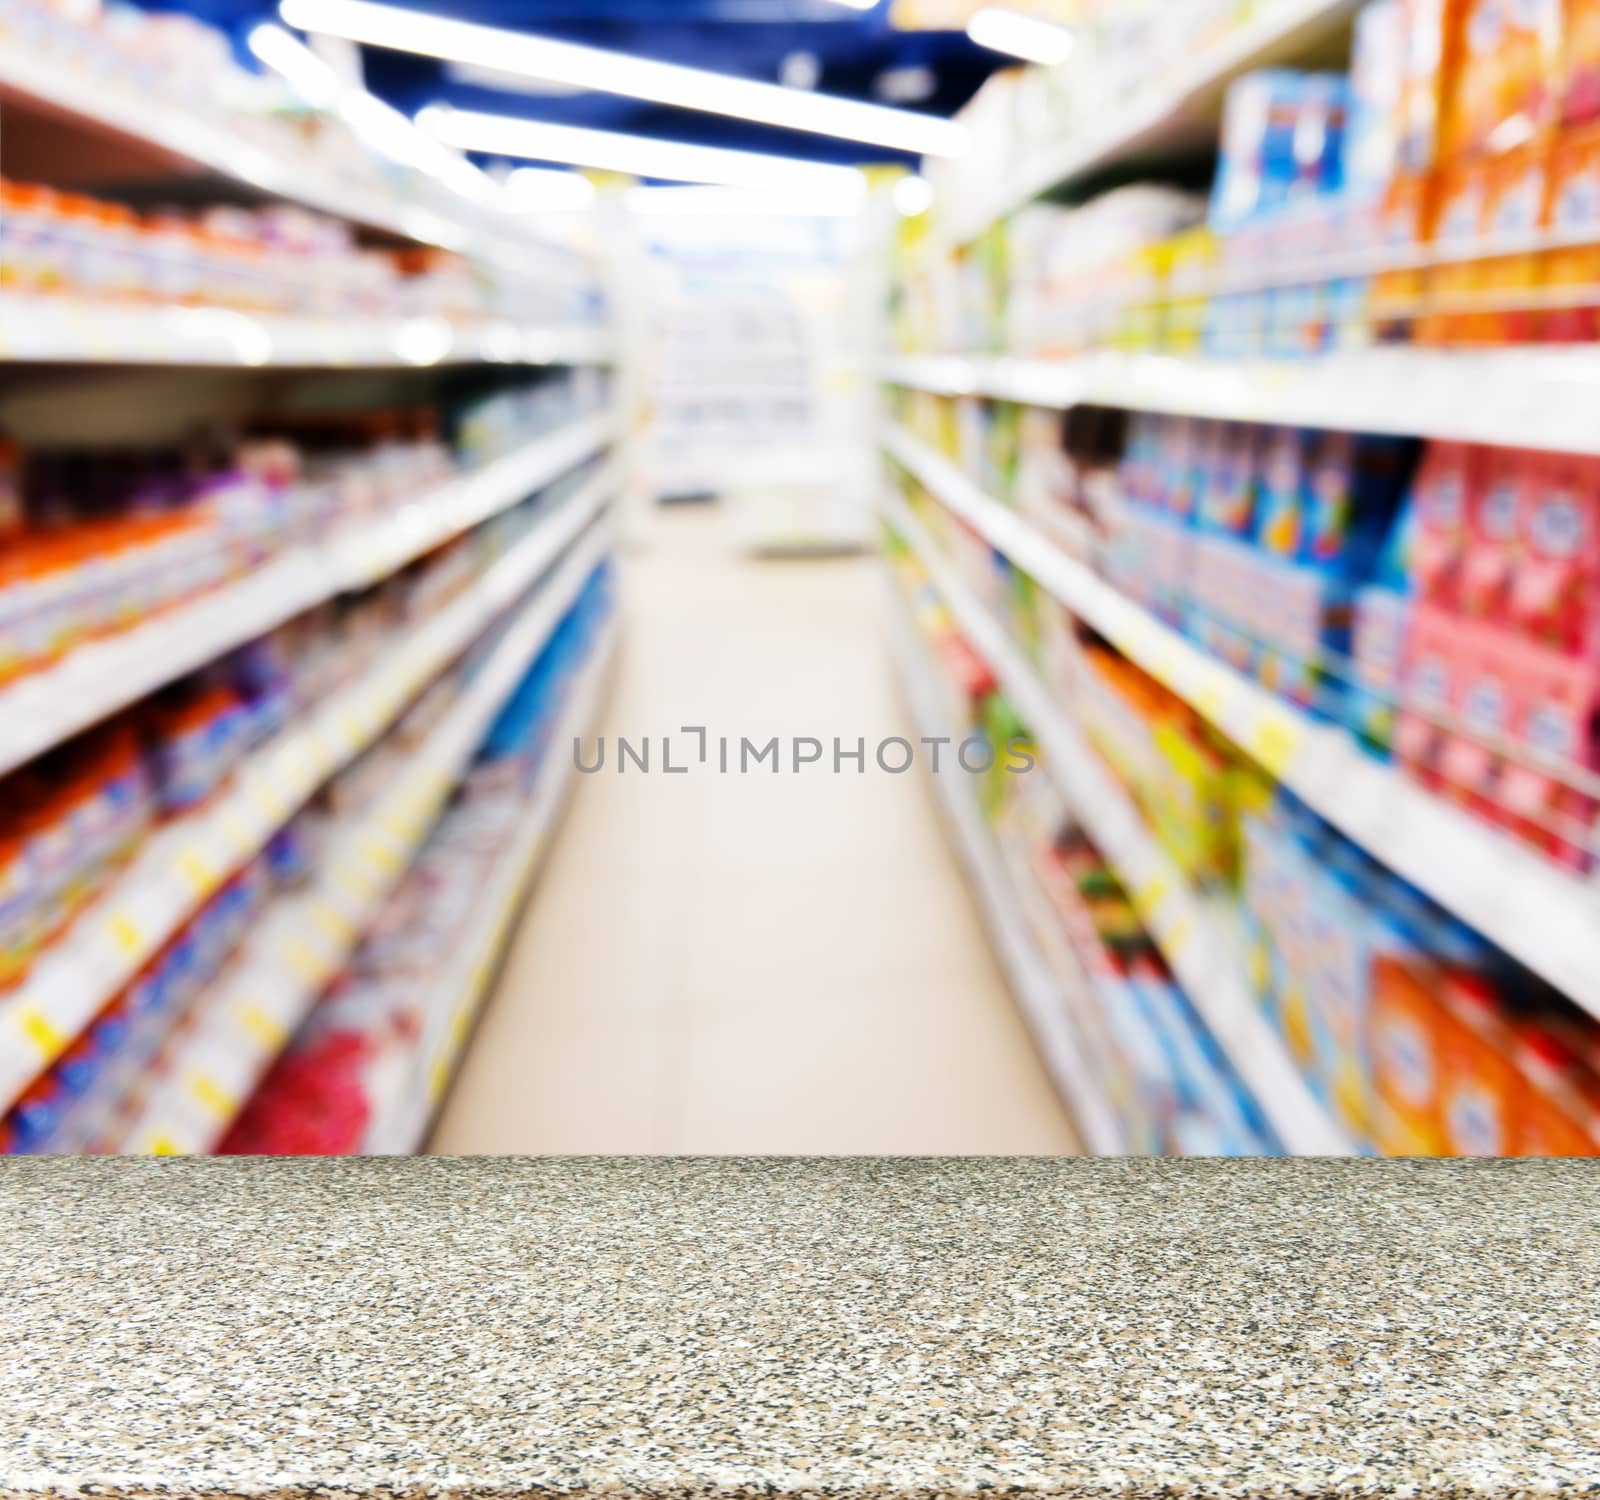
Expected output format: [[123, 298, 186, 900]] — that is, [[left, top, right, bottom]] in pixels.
[[1542, 120, 1600, 338], [1564, 0, 1600, 124], [1513, 1021, 1600, 1153], [1437, 972, 1525, 1153], [1474, 145, 1550, 341], [1373, 173, 1437, 332], [1497, 0, 1564, 147], [1397, 0, 1469, 174], [1422, 160, 1493, 342], [1370, 952, 1450, 1154]]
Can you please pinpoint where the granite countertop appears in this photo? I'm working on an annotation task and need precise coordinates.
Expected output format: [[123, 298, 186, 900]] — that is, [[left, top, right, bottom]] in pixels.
[[1, 1157, 1598, 1500]]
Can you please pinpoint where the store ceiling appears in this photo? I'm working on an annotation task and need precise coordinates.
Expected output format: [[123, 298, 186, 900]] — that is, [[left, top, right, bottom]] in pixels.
[[171, 0, 1001, 167]]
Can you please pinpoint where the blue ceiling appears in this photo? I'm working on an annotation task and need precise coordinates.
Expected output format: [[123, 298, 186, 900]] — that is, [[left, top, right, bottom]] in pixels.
[[156, 0, 1000, 167]]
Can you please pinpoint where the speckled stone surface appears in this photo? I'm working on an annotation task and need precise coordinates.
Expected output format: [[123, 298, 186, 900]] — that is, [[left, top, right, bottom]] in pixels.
[[1, 1158, 1599, 1500]]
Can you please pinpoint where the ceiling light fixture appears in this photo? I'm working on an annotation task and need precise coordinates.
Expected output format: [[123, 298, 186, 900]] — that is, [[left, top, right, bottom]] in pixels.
[[506, 166, 598, 211], [418, 107, 869, 201], [892, 174, 934, 217], [965, 7, 1077, 66], [623, 186, 861, 218], [279, 0, 967, 157]]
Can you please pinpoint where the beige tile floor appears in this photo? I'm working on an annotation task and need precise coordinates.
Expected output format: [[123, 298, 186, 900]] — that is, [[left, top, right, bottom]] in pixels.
[[428, 503, 1080, 1155]]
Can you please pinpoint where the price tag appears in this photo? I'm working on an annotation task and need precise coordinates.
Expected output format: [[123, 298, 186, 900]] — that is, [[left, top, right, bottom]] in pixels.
[[429, 1056, 451, 1103], [1132, 874, 1167, 923], [106, 910, 146, 961], [284, 940, 325, 988], [1248, 707, 1304, 780], [189, 1072, 236, 1121], [146, 1134, 184, 1157], [177, 847, 218, 899], [18, 1006, 66, 1060], [238, 1002, 288, 1052], [310, 902, 352, 948]]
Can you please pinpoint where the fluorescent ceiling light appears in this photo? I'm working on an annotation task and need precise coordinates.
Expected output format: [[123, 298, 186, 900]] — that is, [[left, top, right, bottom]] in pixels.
[[419, 107, 869, 200], [248, 23, 341, 107], [251, 22, 494, 203], [623, 186, 861, 218], [819, 0, 878, 9], [892, 174, 934, 217], [506, 166, 598, 211], [966, 7, 1077, 66], [279, 0, 967, 157]]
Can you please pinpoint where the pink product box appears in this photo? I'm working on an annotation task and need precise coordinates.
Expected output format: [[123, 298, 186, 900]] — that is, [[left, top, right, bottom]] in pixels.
[[1353, 586, 1410, 696], [1503, 642, 1600, 870]]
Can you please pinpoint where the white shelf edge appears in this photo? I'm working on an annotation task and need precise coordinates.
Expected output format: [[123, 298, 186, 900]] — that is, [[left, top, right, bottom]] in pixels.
[[0, 472, 616, 1118], [0, 296, 611, 369], [115, 525, 614, 1157], [880, 485, 1352, 1155], [881, 579, 1128, 1155], [882, 348, 1600, 457], [363, 624, 620, 1156], [884, 422, 1600, 1024], [0, 412, 616, 776], [939, 0, 1362, 247]]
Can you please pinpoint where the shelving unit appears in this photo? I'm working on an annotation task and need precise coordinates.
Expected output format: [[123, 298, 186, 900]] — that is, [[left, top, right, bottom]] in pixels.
[[881, 487, 1352, 1156], [883, 350, 1600, 457], [116, 527, 613, 1156], [883, 580, 1127, 1156], [0, 472, 615, 1118], [0, 297, 611, 369], [362, 623, 618, 1156], [0, 36, 571, 267], [0, 417, 615, 777], [884, 423, 1600, 1025], [936, 0, 1362, 248]]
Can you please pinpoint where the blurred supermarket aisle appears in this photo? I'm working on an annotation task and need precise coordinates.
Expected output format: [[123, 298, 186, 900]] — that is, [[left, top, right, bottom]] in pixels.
[[429, 504, 1078, 1155]]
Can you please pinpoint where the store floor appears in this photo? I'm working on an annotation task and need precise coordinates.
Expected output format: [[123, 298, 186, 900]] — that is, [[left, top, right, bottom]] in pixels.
[[429, 502, 1079, 1155]]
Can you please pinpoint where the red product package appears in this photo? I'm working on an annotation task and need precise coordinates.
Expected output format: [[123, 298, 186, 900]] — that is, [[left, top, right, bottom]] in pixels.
[[1502, 641, 1600, 866], [1411, 441, 1480, 607], [1509, 452, 1600, 657], [1395, 603, 1461, 788], [1438, 620, 1516, 824], [1458, 447, 1525, 618]]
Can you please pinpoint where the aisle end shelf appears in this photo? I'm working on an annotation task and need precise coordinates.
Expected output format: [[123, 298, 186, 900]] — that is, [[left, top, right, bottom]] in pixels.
[[119, 526, 615, 1156], [884, 423, 1600, 1027], [882, 349, 1600, 457], [883, 581, 1127, 1155], [881, 485, 1353, 1155], [0, 466, 617, 1115], [0, 411, 617, 776]]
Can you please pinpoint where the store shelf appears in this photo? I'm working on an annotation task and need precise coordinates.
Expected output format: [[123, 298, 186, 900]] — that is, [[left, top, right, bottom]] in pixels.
[[114, 527, 614, 1156], [939, 0, 1361, 247], [0, 296, 612, 369], [884, 422, 1600, 1027], [883, 348, 1600, 456], [880, 485, 1352, 1155], [0, 412, 616, 777], [0, 469, 616, 1117], [882, 582, 1126, 1155], [0, 40, 552, 262], [363, 625, 619, 1156]]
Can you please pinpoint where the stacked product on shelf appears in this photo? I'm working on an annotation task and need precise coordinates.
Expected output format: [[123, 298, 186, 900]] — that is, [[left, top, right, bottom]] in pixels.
[[884, 527, 1278, 1156], [217, 566, 612, 1155], [903, 0, 1600, 359], [0, 442, 611, 1154], [0, 189, 583, 326], [888, 443, 1600, 1157], [0, 372, 608, 690]]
